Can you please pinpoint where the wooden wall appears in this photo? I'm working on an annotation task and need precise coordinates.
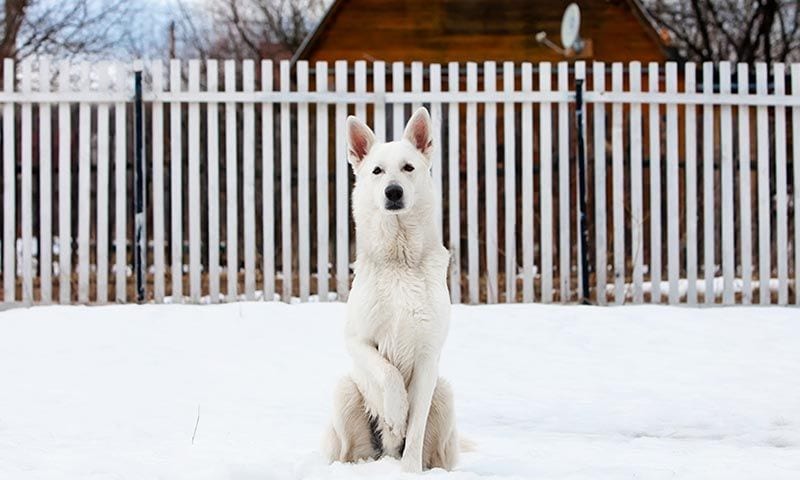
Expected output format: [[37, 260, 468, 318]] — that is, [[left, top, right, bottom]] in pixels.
[[300, 0, 667, 63]]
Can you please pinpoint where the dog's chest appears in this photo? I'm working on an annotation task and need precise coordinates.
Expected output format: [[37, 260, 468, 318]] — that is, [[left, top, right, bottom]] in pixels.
[[372, 301, 430, 384], [352, 262, 448, 385]]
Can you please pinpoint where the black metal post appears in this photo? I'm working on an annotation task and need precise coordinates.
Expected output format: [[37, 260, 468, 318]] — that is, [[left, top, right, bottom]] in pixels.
[[575, 78, 591, 305], [134, 69, 146, 303]]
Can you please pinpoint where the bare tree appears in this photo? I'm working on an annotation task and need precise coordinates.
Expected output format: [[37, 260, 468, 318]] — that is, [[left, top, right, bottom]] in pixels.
[[1, 0, 138, 77], [175, 0, 326, 60], [1, 1, 26, 64], [2, 0, 138, 58], [645, 0, 800, 63]]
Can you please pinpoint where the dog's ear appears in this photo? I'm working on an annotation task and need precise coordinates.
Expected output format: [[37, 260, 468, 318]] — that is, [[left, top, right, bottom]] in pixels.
[[346, 116, 375, 172], [403, 107, 433, 162]]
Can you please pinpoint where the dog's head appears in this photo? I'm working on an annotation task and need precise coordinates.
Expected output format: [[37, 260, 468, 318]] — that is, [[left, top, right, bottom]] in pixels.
[[346, 107, 434, 216]]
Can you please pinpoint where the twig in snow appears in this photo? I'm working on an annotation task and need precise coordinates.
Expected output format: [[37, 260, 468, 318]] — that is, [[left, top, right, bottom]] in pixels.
[[191, 405, 200, 445]]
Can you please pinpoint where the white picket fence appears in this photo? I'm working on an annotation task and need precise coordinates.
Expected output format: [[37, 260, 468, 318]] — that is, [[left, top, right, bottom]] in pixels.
[[0, 58, 798, 307]]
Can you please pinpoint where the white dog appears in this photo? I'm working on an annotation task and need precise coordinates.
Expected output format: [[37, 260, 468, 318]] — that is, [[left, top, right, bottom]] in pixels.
[[323, 107, 458, 472]]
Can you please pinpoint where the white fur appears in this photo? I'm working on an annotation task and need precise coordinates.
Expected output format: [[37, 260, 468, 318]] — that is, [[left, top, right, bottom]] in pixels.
[[323, 108, 458, 472]]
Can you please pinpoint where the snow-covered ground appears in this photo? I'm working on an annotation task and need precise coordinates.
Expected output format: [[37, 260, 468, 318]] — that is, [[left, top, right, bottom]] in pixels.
[[0, 302, 798, 479]]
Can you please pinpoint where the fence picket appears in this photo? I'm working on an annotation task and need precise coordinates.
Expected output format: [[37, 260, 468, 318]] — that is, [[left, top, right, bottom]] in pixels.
[[373, 62, 386, 142], [335, 61, 349, 300], [39, 58, 52, 303], [114, 63, 127, 302], [152, 60, 166, 302], [719, 62, 735, 305], [316, 62, 330, 301], [539, 62, 553, 303], [261, 60, 275, 301], [243, 60, 257, 301], [297, 60, 310, 301], [355, 61, 367, 123], [737, 63, 753, 304], [483, 62, 498, 303], [411, 62, 423, 112], [57, 61, 70, 303], [648, 63, 662, 303], [280, 60, 292, 301], [20, 60, 33, 305], [558, 62, 570, 302], [684, 63, 698, 305], [429, 64, 443, 238], [225, 60, 239, 301], [611, 63, 624, 304], [2, 59, 15, 302], [483, 61, 498, 303], [666, 63, 679, 304], [773, 63, 788, 305], [629, 62, 643, 304], [188, 60, 202, 302], [242, 59, 258, 300], [466, 62, 479, 304], [207, 60, 220, 302], [592, 62, 607, 305], [447, 62, 461, 303], [77, 62, 91, 303], [392, 62, 405, 139], [521, 63, 534, 303], [503, 62, 516, 303], [96, 64, 110, 304], [755, 63, 771, 305], [170, 60, 184, 301], [241, 60, 256, 301], [703, 62, 716, 304]]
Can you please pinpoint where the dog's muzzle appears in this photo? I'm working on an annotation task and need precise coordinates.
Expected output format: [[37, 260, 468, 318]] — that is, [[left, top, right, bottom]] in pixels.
[[384, 184, 404, 211]]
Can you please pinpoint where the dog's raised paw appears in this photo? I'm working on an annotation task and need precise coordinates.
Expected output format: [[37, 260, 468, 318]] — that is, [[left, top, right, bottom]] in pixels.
[[382, 380, 408, 437]]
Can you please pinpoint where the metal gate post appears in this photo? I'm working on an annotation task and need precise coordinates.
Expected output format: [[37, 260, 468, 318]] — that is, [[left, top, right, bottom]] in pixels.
[[133, 64, 146, 303], [575, 77, 591, 304]]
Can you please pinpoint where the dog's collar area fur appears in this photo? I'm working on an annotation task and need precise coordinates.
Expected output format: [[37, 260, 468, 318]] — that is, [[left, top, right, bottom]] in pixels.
[[355, 204, 443, 269]]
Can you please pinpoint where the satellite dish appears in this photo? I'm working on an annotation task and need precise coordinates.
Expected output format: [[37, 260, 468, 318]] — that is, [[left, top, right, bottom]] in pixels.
[[560, 3, 584, 53]]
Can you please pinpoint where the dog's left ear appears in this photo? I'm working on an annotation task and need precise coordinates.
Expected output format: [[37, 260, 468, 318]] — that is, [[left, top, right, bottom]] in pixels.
[[346, 115, 376, 172], [403, 107, 433, 162]]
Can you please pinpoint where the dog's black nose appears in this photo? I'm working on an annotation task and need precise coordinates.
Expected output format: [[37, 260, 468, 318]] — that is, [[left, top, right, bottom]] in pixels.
[[385, 184, 403, 202]]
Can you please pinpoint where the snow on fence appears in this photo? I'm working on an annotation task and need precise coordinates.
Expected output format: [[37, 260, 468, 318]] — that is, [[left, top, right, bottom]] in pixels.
[[0, 58, 798, 307]]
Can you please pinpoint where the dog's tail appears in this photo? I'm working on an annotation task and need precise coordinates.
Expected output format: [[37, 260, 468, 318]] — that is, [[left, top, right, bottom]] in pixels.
[[459, 435, 477, 453]]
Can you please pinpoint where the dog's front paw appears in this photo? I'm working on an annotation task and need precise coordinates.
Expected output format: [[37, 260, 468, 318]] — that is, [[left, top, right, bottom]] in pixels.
[[383, 377, 408, 437]]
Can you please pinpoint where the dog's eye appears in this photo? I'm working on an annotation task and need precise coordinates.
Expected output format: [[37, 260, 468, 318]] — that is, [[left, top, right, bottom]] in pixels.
[[402, 164, 415, 172], [372, 166, 383, 175]]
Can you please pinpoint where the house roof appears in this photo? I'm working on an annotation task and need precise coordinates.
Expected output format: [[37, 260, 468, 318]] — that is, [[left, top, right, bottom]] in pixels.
[[291, 0, 674, 64], [625, 0, 675, 55], [291, 0, 349, 64]]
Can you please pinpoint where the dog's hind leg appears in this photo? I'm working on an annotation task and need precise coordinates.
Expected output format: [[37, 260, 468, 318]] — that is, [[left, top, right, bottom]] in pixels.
[[323, 376, 379, 463], [422, 378, 459, 470], [375, 419, 405, 459]]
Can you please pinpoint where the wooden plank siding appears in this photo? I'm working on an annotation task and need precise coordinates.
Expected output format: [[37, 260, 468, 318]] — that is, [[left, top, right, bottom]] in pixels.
[[294, 0, 670, 65]]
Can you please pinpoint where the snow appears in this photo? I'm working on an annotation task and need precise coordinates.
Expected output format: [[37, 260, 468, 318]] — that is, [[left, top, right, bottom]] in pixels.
[[0, 302, 799, 479], [610, 276, 784, 297]]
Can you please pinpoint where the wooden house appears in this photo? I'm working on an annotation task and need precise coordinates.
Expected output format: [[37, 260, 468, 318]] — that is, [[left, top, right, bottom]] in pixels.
[[292, 0, 675, 64]]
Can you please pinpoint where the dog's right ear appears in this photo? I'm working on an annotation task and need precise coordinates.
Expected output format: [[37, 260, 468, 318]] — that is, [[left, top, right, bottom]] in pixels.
[[346, 116, 375, 172]]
